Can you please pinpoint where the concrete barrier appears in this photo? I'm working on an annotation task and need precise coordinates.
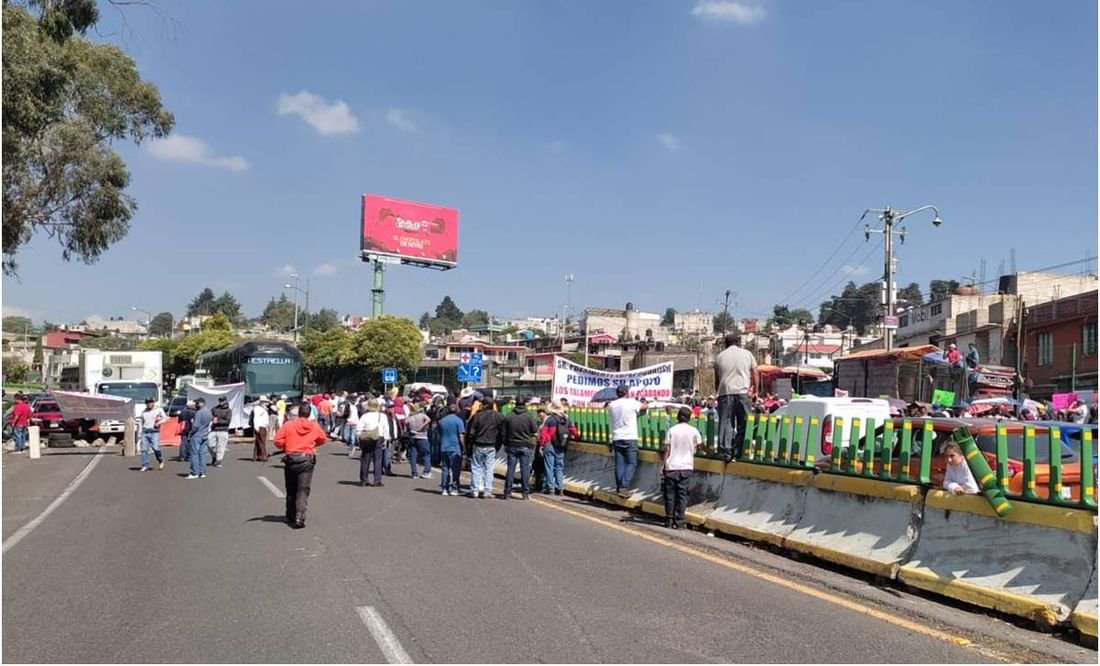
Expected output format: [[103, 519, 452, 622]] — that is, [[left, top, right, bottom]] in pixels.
[[1072, 565, 1097, 640], [898, 491, 1098, 628], [702, 464, 811, 547], [784, 475, 923, 577]]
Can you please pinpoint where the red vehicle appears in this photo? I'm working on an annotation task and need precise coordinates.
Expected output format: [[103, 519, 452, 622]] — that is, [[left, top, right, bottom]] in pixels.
[[28, 397, 86, 439]]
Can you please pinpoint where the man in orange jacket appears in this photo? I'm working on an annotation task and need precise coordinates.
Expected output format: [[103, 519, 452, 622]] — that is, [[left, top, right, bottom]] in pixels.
[[274, 403, 328, 528]]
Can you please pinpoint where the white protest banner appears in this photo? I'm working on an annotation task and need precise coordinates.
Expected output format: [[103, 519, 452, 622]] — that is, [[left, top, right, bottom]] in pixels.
[[551, 355, 674, 405], [51, 391, 134, 422], [187, 382, 247, 429]]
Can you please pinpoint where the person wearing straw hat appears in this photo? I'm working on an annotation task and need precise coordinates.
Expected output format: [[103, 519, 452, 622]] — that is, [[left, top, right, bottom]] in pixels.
[[252, 395, 272, 462]]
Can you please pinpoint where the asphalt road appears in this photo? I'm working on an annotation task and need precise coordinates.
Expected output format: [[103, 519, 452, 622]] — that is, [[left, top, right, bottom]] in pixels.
[[2, 442, 1094, 663]]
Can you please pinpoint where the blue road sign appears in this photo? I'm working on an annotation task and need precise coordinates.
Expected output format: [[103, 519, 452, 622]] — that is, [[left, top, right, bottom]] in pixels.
[[469, 353, 484, 367], [382, 368, 398, 384], [457, 364, 483, 383]]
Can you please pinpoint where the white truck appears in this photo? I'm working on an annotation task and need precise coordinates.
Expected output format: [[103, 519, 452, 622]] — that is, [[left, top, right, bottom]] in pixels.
[[58, 350, 164, 435]]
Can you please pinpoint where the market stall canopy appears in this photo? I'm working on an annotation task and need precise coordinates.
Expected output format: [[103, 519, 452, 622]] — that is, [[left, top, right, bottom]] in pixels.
[[835, 344, 940, 362]]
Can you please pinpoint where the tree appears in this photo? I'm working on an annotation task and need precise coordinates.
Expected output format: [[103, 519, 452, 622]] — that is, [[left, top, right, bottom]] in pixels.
[[712, 311, 735, 334], [42, 321, 60, 332], [768, 305, 814, 330], [347, 316, 424, 391], [261, 294, 297, 332], [461, 309, 490, 329], [148, 312, 173, 337], [299, 327, 354, 389], [661, 308, 677, 327], [418, 312, 432, 330], [307, 308, 341, 333], [32, 334, 43, 367], [433, 296, 463, 331], [140, 337, 186, 376], [4, 362, 29, 383], [929, 279, 960, 303], [79, 334, 135, 351], [202, 312, 232, 332], [212, 291, 241, 320], [187, 288, 217, 316], [897, 282, 924, 307], [171, 329, 236, 374], [2, 2, 173, 275], [3, 316, 32, 335]]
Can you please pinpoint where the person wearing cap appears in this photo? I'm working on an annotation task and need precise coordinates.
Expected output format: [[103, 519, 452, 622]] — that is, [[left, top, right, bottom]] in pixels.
[[502, 396, 538, 499], [606, 384, 649, 497], [209, 395, 232, 468], [176, 399, 196, 462], [540, 401, 572, 496], [661, 406, 702, 529], [437, 404, 466, 495], [356, 399, 391, 486], [188, 398, 213, 479], [466, 396, 503, 498], [138, 398, 167, 471], [276, 394, 288, 429], [273, 403, 329, 528], [252, 396, 272, 462]]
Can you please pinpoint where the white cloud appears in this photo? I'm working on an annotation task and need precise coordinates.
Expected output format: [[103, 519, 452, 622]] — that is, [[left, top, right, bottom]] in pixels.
[[691, 1, 767, 25], [277, 91, 360, 135], [657, 133, 681, 151], [840, 264, 869, 277], [385, 108, 419, 133], [146, 135, 250, 172], [2, 305, 39, 320], [313, 262, 338, 277], [277, 264, 299, 278]]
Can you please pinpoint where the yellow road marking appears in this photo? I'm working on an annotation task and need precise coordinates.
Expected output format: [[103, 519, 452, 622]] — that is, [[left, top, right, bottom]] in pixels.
[[530, 497, 1000, 657]]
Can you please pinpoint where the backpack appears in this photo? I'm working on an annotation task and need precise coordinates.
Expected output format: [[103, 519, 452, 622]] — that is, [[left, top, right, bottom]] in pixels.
[[359, 414, 381, 440]]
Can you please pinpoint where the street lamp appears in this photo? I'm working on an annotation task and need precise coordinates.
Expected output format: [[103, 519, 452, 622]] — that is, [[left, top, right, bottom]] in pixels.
[[861, 204, 942, 351], [131, 306, 152, 337], [283, 273, 310, 343]]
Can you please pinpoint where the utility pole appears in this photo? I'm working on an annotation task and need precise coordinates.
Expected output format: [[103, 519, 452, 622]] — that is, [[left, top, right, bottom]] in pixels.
[[564, 273, 574, 340], [862, 205, 942, 351], [721, 289, 733, 333]]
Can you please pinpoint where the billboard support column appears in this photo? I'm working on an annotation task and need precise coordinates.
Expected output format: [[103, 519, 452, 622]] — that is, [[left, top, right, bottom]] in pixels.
[[371, 260, 386, 318]]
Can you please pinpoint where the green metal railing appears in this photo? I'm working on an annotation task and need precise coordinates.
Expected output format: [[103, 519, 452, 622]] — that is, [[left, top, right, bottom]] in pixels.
[[556, 405, 1097, 512]]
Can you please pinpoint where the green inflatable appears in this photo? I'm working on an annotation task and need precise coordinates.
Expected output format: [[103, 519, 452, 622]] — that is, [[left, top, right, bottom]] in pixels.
[[952, 426, 1013, 517]]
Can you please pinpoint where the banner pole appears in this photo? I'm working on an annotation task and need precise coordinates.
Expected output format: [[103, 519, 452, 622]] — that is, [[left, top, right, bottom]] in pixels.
[[371, 260, 385, 319]]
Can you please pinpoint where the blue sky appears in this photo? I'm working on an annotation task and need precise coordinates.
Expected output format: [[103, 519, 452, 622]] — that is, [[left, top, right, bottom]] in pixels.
[[3, 0, 1097, 326]]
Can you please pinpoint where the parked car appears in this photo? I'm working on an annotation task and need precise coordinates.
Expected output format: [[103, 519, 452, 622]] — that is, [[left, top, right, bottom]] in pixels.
[[847, 417, 1083, 500], [28, 397, 85, 439], [166, 395, 189, 418], [770, 396, 892, 463]]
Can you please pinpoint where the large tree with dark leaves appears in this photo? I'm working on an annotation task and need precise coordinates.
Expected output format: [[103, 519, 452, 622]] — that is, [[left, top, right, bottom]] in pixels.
[[2, 1, 174, 274]]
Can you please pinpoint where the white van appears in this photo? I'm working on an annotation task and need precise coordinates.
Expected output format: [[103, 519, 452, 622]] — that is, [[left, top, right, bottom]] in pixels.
[[769, 397, 892, 464]]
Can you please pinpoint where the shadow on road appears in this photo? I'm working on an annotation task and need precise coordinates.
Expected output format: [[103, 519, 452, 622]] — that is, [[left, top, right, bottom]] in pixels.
[[336, 480, 363, 487], [246, 514, 292, 526]]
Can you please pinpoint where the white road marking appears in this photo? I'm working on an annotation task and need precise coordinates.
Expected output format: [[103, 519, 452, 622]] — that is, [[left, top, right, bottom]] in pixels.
[[357, 606, 413, 664], [3, 447, 107, 554], [257, 475, 286, 498]]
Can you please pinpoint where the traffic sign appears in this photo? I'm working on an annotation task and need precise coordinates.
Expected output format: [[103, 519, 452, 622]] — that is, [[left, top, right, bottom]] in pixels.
[[469, 353, 484, 366], [883, 315, 899, 330], [457, 363, 482, 383], [459, 352, 471, 364], [382, 368, 398, 384]]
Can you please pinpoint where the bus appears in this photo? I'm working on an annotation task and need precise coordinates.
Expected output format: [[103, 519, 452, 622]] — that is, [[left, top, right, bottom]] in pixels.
[[196, 340, 304, 403]]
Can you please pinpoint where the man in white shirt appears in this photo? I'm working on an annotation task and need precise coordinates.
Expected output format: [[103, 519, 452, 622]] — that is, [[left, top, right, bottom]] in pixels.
[[252, 395, 272, 462], [606, 384, 648, 497], [662, 406, 702, 529], [714, 332, 758, 463], [356, 399, 392, 486], [344, 397, 360, 455], [139, 398, 167, 471]]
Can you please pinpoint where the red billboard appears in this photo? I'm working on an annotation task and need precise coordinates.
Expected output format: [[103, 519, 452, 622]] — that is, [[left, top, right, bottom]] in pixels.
[[360, 194, 458, 269]]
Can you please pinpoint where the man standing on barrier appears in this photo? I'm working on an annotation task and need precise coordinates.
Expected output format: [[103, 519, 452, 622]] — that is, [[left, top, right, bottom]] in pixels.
[[607, 384, 648, 498], [273, 403, 328, 528], [714, 332, 757, 463]]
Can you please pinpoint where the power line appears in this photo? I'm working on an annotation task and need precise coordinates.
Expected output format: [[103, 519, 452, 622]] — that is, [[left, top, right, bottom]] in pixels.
[[774, 218, 865, 306], [791, 238, 884, 311]]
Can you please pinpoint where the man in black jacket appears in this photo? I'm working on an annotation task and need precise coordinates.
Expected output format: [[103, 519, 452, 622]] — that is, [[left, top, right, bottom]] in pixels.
[[466, 397, 503, 498], [176, 400, 196, 462], [502, 397, 537, 499], [210, 396, 233, 468]]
